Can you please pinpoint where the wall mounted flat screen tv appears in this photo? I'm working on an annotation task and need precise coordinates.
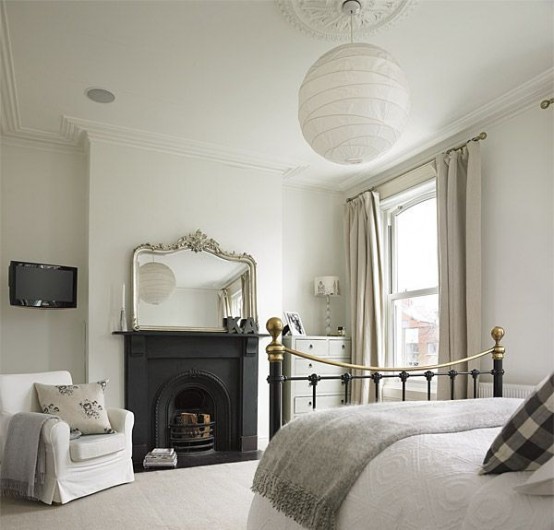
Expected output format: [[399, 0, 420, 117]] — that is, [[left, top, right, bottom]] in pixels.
[[9, 261, 77, 308]]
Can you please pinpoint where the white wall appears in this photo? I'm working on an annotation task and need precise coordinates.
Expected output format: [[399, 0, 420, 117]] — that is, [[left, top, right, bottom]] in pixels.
[[0, 141, 87, 380], [282, 187, 347, 336], [480, 105, 554, 384], [86, 141, 283, 445]]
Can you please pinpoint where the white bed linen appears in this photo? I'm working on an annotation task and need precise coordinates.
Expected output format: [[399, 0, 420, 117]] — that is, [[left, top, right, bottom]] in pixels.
[[247, 427, 554, 530]]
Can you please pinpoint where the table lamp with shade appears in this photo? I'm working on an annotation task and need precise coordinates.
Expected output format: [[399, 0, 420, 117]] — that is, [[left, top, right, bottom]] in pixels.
[[314, 276, 340, 336]]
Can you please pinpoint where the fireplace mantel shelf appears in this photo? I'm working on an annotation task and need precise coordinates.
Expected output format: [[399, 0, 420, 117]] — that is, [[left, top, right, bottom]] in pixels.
[[113, 331, 269, 338]]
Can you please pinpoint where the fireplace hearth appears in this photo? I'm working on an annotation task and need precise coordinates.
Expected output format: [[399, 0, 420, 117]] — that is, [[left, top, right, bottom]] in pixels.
[[119, 330, 260, 465]]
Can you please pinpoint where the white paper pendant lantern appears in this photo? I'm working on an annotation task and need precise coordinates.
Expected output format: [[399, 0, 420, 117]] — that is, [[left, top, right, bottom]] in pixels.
[[298, 42, 410, 165], [139, 262, 176, 305]]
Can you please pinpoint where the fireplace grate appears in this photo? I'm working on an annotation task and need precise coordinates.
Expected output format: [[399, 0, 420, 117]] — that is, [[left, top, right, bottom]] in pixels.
[[169, 413, 215, 453]]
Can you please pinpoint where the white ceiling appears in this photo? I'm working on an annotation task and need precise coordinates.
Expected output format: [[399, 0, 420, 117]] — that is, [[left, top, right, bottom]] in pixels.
[[1, 0, 553, 191]]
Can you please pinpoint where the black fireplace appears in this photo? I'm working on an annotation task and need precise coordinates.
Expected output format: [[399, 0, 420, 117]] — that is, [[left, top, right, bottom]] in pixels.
[[119, 331, 259, 465]]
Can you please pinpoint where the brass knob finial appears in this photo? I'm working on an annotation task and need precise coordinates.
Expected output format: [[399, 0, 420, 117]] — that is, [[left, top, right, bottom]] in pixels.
[[491, 326, 505, 345], [491, 326, 505, 360], [266, 317, 285, 363], [266, 317, 283, 340]]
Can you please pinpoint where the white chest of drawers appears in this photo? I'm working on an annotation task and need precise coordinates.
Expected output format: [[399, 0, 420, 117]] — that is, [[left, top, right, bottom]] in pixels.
[[282, 335, 351, 422]]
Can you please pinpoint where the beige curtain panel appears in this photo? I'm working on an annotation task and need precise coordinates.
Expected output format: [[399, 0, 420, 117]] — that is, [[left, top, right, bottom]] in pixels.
[[345, 191, 385, 404], [436, 141, 482, 399], [218, 288, 232, 320]]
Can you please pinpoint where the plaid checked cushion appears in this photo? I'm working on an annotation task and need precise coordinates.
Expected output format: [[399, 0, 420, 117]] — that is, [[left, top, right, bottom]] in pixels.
[[481, 373, 554, 474]]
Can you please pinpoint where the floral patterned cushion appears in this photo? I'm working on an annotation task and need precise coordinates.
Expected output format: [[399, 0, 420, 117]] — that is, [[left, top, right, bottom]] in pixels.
[[34, 381, 114, 435]]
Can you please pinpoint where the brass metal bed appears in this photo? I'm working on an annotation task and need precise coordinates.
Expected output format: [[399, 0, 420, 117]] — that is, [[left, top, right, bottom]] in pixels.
[[264, 316, 506, 439]]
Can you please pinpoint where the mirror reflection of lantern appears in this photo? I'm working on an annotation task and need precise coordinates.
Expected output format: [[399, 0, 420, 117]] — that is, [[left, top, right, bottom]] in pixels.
[[138, 262, 176, 305]]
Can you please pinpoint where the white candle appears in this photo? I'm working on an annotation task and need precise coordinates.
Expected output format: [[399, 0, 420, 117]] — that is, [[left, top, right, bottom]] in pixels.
[[122, 283, 126, 309]]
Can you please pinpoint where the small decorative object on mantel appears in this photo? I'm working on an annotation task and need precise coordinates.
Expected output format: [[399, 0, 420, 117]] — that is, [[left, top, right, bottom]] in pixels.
[[223, 317, 259, 334], [119, 283, 128, 332], [224, 317, 241, 333], [241, 317, 259, 334]]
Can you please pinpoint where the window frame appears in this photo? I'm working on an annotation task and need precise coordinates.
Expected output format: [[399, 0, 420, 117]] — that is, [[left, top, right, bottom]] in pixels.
[[381, 179, 438, 371]]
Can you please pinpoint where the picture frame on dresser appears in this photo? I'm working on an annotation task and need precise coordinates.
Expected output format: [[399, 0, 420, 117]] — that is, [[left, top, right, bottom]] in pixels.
[[284, 311, 306, 335]]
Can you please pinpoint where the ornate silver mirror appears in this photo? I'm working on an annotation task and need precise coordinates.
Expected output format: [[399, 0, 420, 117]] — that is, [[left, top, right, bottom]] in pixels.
[[132, 230, 257, 331]]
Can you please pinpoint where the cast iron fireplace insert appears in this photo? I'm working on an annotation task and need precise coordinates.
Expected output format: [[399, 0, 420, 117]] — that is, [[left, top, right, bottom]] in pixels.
[[118, 330, 259, 467]]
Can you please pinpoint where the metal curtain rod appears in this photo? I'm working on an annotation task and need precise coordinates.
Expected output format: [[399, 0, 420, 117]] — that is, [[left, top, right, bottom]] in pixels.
[[346, 186, 375, 203], [540, 98, 554, 109], [445, 131, 487, 154], [346, 131, 487, 203]]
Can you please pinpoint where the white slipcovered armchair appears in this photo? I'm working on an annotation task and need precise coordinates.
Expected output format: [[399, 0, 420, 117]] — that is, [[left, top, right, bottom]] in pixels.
[[0, 371, 134, 504]]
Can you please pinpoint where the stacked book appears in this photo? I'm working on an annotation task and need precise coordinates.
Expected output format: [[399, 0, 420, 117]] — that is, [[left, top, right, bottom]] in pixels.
[[143, 447, 178, 469]]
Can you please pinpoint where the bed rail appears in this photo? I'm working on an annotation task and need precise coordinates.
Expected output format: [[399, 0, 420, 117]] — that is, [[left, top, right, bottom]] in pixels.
[[265, 317, 506, 439]]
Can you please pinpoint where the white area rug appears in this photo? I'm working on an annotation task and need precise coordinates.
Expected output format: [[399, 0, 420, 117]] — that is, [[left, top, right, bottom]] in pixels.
[[0, 460, 258, 530]]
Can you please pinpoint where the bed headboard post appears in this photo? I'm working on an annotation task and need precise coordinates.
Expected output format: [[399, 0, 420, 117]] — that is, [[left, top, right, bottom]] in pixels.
[[491, 326, 505, 397], [267, 317, 285, 438]]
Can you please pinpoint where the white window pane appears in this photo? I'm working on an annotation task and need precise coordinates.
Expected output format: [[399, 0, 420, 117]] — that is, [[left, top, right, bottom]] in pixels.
[[393, 294, 439, 367], [231, 291, 243, 318], [405, 328, 418, 343], [396, 198, 438, 292]]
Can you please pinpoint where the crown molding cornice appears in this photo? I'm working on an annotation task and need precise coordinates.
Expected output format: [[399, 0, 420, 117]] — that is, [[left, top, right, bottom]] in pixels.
[[60, 116, 306, 175], [0, 133, 84, 155], [339, 67, 554, 191]]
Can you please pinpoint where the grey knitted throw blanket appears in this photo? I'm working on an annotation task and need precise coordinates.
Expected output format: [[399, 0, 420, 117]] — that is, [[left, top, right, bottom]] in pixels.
[[0, 412, 59, 501], [252, 398, 522, 530]]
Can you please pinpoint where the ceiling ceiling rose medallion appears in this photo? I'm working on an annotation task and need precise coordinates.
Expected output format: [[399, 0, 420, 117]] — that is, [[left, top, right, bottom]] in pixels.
[[277, 0, 417, 41]]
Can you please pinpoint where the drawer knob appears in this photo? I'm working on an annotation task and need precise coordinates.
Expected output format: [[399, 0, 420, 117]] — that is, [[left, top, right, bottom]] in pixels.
[[308, 363, 313, 368], [342, 345, 345, 349], [341, 399, 344, 404], [309, 344, 313, 349], [308, 401, 312, 406]]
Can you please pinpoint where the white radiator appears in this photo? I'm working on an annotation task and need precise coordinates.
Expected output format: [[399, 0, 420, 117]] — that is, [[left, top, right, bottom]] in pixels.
[[478, 382, 535, 399]]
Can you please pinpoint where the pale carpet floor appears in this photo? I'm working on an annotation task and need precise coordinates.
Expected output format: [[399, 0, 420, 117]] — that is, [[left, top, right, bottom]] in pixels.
[[0, 460, 259, 530]]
